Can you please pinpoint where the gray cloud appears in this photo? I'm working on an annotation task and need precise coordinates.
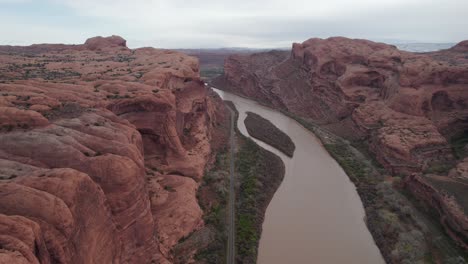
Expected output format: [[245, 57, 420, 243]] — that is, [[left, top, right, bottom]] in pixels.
[[0, 0, 467, 48]]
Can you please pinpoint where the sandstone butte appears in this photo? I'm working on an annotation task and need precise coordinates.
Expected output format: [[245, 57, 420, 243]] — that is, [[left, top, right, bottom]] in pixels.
[[213, 37, 468, 250], [0, 35, 229, 263]]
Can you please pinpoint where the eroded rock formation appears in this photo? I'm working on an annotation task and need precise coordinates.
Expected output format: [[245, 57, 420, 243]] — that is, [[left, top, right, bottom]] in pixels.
[[214, 37, 468, 250], [0, 36, 226, 263]]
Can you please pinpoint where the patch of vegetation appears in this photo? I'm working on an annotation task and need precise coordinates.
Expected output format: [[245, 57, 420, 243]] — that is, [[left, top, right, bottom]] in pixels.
[[450, 131, 468, 159], [17, 123, 30, 129], [324, 143, 368, 181], [187, 97, 231, 262], [2, 124, 14, 132], [235, 139, 260, 260], [106, 94, 131, 99], [424, 162, 453, 175], [221, 101, 285, 262], [163, 185, 176, 192], [114, 54, 135, 63], [200, 67, 224, 80], [244, 112, 295, 157], [193, 149, 229, 264], [235, 131, 285, 263], [43, 102, 87, 121], [16, 95, 30, 101]]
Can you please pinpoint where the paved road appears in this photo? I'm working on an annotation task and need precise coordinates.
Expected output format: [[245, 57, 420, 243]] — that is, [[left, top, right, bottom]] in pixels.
[[226, 105, 236, 264]]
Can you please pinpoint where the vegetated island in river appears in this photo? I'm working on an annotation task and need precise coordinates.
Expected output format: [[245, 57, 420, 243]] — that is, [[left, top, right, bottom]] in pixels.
[[225, 101, 285, 264], [244, 111, 295, 157]]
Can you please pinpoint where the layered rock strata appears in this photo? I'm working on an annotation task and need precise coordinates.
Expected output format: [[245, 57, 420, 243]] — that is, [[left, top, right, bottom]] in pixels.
[[214, 37, 468, 250], [0, 36, 226, 263]]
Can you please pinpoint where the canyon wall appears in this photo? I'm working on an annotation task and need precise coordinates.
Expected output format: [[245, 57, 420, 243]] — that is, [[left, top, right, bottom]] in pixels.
[[213, 37, 468, 251], [0, 36, 226, 263]]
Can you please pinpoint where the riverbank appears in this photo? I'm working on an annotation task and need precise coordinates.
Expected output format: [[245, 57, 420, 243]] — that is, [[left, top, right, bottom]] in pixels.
[[218, 91, 386, 264], [282, 111, 467, 264], [174, 98, 286, 264], [226, 101, 286, 264], [173, 92, 231, 264], [214, 87, 466, 263]]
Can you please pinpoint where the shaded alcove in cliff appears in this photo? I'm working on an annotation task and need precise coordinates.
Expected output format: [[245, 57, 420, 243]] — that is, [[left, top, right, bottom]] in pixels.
[[140, 129, 168, 164], [431, 90, 454, 112], [450, 130, 468, 159]]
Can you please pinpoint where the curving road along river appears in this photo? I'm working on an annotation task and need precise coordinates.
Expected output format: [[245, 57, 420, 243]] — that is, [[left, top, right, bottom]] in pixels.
[[213, 88, 385, 264]]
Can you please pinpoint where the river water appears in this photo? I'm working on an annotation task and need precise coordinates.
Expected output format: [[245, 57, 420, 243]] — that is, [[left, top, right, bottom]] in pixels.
[[213, 88, 384, 264]]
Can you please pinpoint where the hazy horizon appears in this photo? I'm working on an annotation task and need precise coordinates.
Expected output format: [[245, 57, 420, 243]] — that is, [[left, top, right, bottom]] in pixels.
[[0, 0, 467, 49], [0, 36, 459, 51]]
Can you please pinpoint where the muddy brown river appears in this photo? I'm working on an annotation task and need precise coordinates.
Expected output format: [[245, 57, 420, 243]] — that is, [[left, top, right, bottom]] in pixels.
[[213, 88, 385, 264]]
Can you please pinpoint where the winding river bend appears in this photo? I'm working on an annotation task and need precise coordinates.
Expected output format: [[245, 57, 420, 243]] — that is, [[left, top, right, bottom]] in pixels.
[[213, 88, 384, 264]]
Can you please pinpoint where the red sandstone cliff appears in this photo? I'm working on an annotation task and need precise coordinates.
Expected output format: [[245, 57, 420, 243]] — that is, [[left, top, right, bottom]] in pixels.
[[213, 37, 468, 250], [0, 36, 227, 263], [215, 38, 468, 174]]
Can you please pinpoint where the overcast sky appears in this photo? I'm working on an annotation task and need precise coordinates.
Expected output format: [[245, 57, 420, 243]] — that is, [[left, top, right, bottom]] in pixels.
[[0, 0, 467, 48]]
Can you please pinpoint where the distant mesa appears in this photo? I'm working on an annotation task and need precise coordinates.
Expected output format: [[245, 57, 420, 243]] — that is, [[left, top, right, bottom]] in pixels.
[[84, 35, 127, 50], [0, 35, 129, 54], [451, 40, 468, 52]]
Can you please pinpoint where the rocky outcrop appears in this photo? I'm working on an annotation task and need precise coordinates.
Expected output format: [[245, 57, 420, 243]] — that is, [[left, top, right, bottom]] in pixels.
[[404, 173, 468, 250], [450, 41, 468, 52], [84, 35, 127, 51], [214, 37, 468, 250], [214, 37, 468, 174], [0, 36, 226, 263]]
